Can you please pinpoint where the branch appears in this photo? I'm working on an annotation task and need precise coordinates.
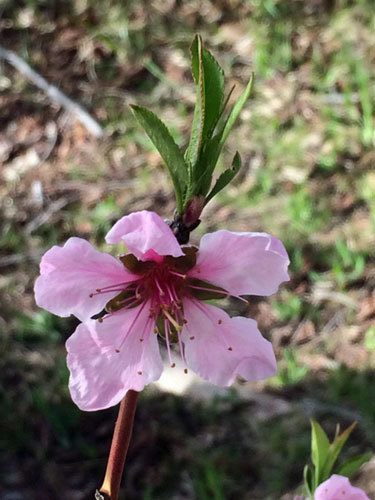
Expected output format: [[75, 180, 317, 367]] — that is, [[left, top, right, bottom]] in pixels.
[[0, 45, 104, 137], [98, 390, 139, 499]]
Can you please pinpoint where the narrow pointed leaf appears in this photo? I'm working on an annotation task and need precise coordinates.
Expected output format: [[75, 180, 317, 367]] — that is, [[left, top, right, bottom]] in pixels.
[[336, 452, 372, 478], [311, 419, 330, 487], [185, 35, 205, 168], [303, 464, 314, 498], [322, 421, 357, 480], [193, 74, 253, 198], [219, 73, 254, 149], [201, 48, 224, 140], [186, 35, 225, 171], [130, 105, 187, 213], [205, 152, 241, 204]]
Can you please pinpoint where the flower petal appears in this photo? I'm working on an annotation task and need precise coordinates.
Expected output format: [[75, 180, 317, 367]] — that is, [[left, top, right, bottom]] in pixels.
[[34, 237, 136, 321], [105, 210, 184, 260], [192, 230, 289, 296], [315, 475, 370, 500], [66, 304, 163, 411], [181, 299, 276, 386]]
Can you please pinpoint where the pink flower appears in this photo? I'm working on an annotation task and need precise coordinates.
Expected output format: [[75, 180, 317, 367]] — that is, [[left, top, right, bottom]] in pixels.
[[35, 210, 289, 411], [314, 475, 370, 500]]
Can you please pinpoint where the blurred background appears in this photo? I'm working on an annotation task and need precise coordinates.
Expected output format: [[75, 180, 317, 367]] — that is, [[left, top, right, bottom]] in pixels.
[[1, 0, 375, 498]]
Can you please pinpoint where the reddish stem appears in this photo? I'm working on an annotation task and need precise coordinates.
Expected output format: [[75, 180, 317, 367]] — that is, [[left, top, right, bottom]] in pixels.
[[98, 390, 139, 499]]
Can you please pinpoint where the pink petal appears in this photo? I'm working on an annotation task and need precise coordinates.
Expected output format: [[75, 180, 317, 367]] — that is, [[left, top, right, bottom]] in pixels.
[[315, 475, 370, 500], [66, 304, 163, 411], [35, 237, 136, 321], [105, 210, 184, 260], [181, 299, 276, 386], [192, 230, 289, 296]]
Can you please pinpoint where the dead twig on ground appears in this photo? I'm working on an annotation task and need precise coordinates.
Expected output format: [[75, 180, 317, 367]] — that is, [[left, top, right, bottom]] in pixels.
[[0, 45, 104, 138]]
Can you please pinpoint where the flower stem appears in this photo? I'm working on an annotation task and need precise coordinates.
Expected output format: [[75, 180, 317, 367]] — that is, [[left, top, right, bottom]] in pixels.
[[98, 390, 139, 500]]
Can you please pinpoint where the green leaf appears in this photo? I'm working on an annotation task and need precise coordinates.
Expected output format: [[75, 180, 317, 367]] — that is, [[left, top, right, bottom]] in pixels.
[[303, 464, 314, 498], [205, 152, 241, 204], [322, 421, 357, 481], [336, 452, 372, 478], [185, 35, 205, 169], [192, 74, 253, 198], [185, 35, 224, 171], [201, 47, 224, 140], [219, 73, 254, 150], [130, 105, 187, 213], [311, 419, 330, 488]]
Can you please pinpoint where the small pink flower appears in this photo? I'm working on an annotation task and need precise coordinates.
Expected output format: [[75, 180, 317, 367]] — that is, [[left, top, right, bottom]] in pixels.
[[314, 475, 370, 500], [35, 210, 289, 411]]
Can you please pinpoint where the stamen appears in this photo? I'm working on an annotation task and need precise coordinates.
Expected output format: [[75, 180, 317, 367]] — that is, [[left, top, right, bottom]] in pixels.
[[189, 284, 249, 305], [154, 276, 165, 296], [169, 270, 187, 279], [188, 284, 225, 294], [90, 287, 125, 297], [96, 280, 138, 292], [163, 309, 182, 331], [115, 301, 148, 351], [119, 295, 141, 307], [164, 318, 174, 368], [177, 328, 186, 365]]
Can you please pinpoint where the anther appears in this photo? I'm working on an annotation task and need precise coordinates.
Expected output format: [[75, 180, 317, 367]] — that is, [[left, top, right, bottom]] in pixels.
[[115, 348, 120, 353], [89, 293, 94, 298], [218, 319, 222, 325], [96, 288, 102, 292], [153, 327, 158, 334], [139, 338, 144, 342], [228, 346, 233, 351], [138, 370, 143, 375], [189, 336, 195, 340], [171, 363, 176, 368], [98, 317, 104, 323], [184, 368, 188, 374]]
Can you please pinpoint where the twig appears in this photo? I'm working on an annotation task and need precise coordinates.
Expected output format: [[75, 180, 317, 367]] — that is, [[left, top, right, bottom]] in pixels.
[[0, 45, 104, 137], [98, 390, 139, 500], [25, 196, 73, 235]]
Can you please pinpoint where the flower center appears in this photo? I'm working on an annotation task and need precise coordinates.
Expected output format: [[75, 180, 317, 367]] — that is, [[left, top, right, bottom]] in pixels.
[[89, 247, 238, 368]]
